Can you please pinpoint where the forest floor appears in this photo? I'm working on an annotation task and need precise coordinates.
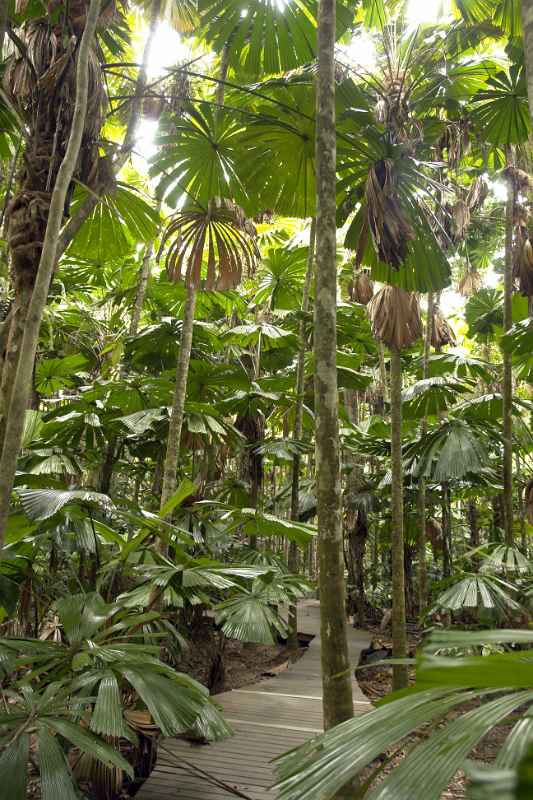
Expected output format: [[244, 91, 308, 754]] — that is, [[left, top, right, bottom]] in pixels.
[[174, 618, 306, 694], [358, 622, 510, 799]]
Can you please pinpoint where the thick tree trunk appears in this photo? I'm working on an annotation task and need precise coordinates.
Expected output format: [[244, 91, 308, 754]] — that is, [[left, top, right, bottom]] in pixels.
[[288, 218, 316, 650], [315, 0, 354, 730], [503, 157, 515, 546], [0, 0, 102, 544], [390, 348, 408, 690], [159, 283, 197, 527], [417, 291, 433, 613]]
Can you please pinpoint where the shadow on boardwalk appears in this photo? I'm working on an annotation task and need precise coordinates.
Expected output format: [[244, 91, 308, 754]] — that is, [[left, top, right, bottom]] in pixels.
[[137, 601, 370, 799]]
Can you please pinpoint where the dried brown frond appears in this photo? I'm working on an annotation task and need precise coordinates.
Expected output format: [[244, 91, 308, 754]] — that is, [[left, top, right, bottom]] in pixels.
[[465, 176, 488, 212], [458, 268, 482, 297], [350, 270, 374, 305], [365, 160, 414, 269], [451, 199, 470, 243], [439, 119, 470, 170], [431, 306, 456, 349], [159, 199, 259, 290], [367, 285, 422, 351]]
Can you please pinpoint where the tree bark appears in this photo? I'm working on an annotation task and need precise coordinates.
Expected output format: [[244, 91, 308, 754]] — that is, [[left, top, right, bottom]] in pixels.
[[315, 0, 354, 730], [0, 0, 103, 544], [502, 155, 515, 546], [129, 240, 156, 338], [159, 283, 197, 527], [288, 218, 316, 651], [390, 348, 408, 690], [417, 291, 433, 613]]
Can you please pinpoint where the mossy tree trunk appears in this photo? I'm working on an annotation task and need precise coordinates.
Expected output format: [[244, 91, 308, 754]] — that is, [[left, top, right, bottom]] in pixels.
[[315, 0, 354, 730], [390, 348, 408, 690]]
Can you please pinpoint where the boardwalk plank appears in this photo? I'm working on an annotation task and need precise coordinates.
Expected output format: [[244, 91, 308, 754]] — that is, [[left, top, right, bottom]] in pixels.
[[137, 601, 369, 800]]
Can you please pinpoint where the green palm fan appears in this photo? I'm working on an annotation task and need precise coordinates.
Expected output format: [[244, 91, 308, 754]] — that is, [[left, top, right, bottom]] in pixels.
[[197, 0, 354, 79], [152, 103, 250, 211], [159, 199, 260, 289]]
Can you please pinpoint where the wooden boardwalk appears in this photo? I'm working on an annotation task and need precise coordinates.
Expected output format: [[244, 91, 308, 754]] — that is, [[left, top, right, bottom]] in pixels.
[[137, 601, 370, 799]]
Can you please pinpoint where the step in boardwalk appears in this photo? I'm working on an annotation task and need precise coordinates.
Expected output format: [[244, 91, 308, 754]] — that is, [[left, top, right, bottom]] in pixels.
[[137, 601, 370, 799]]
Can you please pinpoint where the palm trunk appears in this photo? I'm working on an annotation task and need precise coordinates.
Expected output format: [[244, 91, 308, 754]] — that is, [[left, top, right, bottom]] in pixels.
[[129, 213, 160, 338], [390, 348, 408, 690], [315, 0, 354, 730], [288, 218, 316, 650], [416, 291, 433, 613], [0, 0, 102, 544], [503, 153, 515, 546], [159, 283, 197, 527]]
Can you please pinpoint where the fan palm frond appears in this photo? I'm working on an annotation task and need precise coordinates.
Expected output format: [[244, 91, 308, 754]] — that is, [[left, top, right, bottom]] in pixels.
[[159, 199, 259, 290]]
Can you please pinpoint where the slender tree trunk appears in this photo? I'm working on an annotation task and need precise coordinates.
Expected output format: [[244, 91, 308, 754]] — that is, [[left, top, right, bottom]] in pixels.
[[417, 291, 433, 613], [288, 218, 316, 650], [129, 211, 160, 338], [503, 154, 515, 546], [390, 348, 408, 690], [159, 284, 197, 527], [0, 0, 102, 544], [378, 342, 388, 404], [315, 0, 354, 730], [522, 1, 533, 127]]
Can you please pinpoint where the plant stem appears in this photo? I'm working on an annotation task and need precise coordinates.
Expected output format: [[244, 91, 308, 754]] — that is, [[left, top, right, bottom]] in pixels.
[[159, 283, 197, 533]]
